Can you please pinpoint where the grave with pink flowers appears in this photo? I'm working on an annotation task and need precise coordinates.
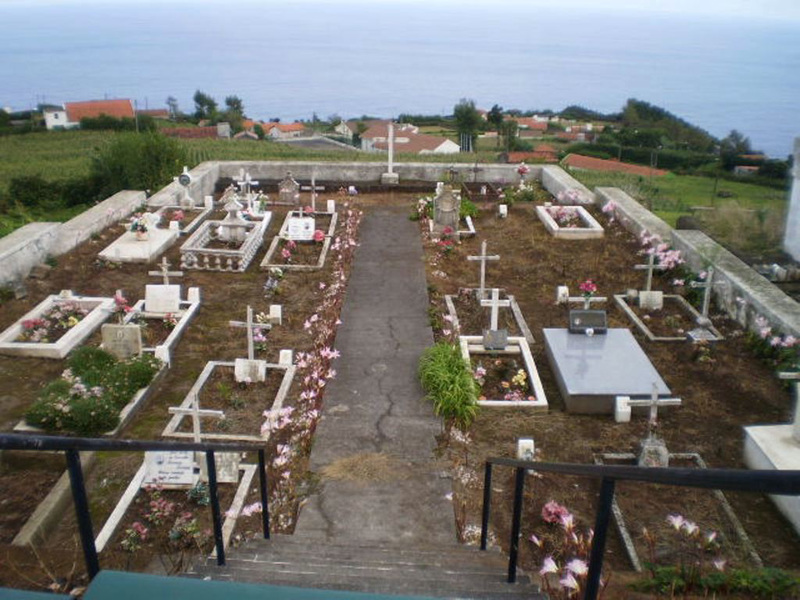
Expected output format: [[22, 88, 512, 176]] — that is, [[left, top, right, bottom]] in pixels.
[[260, 205, 338, 271], [535, 203, 604, 239]]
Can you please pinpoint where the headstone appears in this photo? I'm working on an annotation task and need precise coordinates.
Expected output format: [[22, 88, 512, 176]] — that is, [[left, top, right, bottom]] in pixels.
[[279, 349, 293, 366], [326, 199, 336, 214], [234, 357, 267, 383], [481, 288, 511, 350], [638, 291, 664, 311], [204, 195, 214, 209], [433, 184, 461, 233], [145, 284, 182, 314], [634, 253, 668, 292], [779, 371, 800, 444], [279, 172, 300, 204], [287, 215, 315, 241], [269, 304, 282, 326], [568, 310, 607, 335], [218, 195, 249, 243], [101, 324, 142, 359], [516, 438, 535, 462], [229, 305, 273, 360], [557, 285, 608, 311], [483, 328, 509, 351], [614, 392, 682, 424], [143, 451, 197, 489], [498, 204, 508, 219], [198, 451, 241, 484], [148, 257, 183, 286], [638, 437, 670, 468]]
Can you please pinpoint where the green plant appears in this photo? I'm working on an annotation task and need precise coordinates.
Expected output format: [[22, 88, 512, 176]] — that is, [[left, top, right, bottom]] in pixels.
[[230, 394, 246, 410], [44, 255, 58, 267], [419, 342, 479, 430], [460, 198, 478, 219], [186, 482, 210, 506], [216, 381, 232, 402], [67, 346, 117, 386]]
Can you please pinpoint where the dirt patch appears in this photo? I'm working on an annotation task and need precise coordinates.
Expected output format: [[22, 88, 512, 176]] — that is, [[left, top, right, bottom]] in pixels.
[[321, 453, 409, 483]]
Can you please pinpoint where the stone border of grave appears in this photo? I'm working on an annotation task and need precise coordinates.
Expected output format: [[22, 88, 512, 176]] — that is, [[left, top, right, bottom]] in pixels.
[[427, 215, 477, 239], [180, 214, 270, 272], [0, 293, 115, 359], [260, 210, 339, 272], [613, 293, 724, 342], [93, 461, 256, 554], [13, 361, 169, 437], [98, 228, 180, 264], [535, 205, 604, 240], [123, 288, 201, 365], [162, 359, 296, 442], [458, 335, 548, 410], [153, 204, 213, 236], [595, 452, 762, 572], [444, 290, 535, 345]]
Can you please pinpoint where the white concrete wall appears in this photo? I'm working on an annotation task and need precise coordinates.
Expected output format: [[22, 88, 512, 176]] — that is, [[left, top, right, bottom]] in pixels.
[[0, 223, 60, 286], [784, 137, 800, 260]]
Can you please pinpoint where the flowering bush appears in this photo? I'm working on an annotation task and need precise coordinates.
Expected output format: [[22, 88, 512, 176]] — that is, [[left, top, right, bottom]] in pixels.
[[639, 231, 684, 271], [280, 239, 297, 263], [745, 315, 799, 373], [547, 206, 581, 228], [556, 189, 581, 204], [18, 301, 89, 343], [517, 162, 530, 177], [600, 200, 617, 222], [169, 209, 185, 222], [113, 290, 134, 324], [163, 313, 178, 329]]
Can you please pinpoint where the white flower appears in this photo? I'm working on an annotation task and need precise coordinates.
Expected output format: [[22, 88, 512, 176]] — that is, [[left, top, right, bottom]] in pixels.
[[539, 556, 559, 576], [565, 558, 588, 576]]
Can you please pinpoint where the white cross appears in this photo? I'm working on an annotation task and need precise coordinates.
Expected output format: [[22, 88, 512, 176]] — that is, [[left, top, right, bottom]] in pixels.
[[619, 383, 682, 436], [148, 257, 183, 286], [236, 170, 260, 204], [634, 253, 668, 292], [778, 371, 800, 444], [689, 267, 725, 322], [228, 305, 268, 360], [168, 393, 225, 443], [480, 288, 511, 331], [557, 285, 608, 311], [467, 241, 500, 300]]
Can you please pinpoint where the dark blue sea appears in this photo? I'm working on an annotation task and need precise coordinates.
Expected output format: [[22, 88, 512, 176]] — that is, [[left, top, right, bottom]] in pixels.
[[1, 0, 798, 158]]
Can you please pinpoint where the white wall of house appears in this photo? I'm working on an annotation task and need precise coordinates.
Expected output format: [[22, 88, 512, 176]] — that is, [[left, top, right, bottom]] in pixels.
[[44, 110, 77, 130], [427, 139, 461, 154]]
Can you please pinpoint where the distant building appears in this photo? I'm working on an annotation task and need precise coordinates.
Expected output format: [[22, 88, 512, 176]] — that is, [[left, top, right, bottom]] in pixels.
[[136, 108, 170, 119], [163, 123, 231, 139], [512, 117, 548, 134], [268, 122, 306, 139], [563, 153, 668, 177], [44, 99, 135, 130], [733, 165, 760, 176], [373, 132, 459, 155], [360, 122, 419, 152]]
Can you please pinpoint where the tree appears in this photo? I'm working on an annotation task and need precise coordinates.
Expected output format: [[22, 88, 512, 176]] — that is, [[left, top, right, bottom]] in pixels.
[[253, 124, 265, 140], [91, 132, 188, 197], [222, 95, 245, 132], [453, 98, 482, 152], [720, 129, 752, 170], [224, 95, 244, 115], [166, 96, 180, 120], [499, 119, 518, 153], [487, 104, 504, 147], [193, 90, 218, 121]]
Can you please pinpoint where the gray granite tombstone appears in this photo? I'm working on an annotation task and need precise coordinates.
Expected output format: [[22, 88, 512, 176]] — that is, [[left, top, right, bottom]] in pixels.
[[568, 310, 607, 334]]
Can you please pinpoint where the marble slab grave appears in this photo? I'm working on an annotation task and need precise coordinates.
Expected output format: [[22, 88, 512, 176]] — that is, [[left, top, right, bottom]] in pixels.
[[543, 328, 670, 414]]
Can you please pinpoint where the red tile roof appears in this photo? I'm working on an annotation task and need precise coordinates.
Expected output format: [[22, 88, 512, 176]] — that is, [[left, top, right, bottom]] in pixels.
[[513, 117, 548, 131], [276, 122, 305, 133], [137, 108, 169, 118], [65, 99, 134, 122], [362, 122, 418, 140], [563, 154, 668, 177], [535, 144, 557, 153]]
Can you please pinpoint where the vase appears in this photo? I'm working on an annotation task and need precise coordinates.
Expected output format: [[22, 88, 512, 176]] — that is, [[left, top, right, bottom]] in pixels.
[[135, 230, 149, 241]]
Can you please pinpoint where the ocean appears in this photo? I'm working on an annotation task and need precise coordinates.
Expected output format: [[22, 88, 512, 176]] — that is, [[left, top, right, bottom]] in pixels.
[[1, 0, 798, 158]]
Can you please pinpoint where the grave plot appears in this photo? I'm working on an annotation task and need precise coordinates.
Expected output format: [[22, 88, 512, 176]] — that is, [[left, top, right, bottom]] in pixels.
[[0, 291, 115, 359], [180, 195, 271, 272], [162, 353, 295, 443], [260, 208, 338, 272], [422, 183, 477, 240], [615, 262, 724, 342], [535, 204, 604, 239], [98, 212, 180, 264], [120, 259, 201, 365], [458, 289, 547, 409], [153, 204, 213, 236]]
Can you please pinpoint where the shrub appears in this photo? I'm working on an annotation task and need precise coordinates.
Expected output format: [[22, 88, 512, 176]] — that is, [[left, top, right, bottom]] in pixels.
[[67, 346, 117, 386], [460, 198, 478, 219], [419, 342, 478, 430]]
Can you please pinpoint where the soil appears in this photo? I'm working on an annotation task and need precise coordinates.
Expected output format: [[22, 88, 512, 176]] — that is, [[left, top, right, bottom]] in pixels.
[[624, 295, 701, 338], [471, 356, 530, 402], [451, 290, 522, 337], [420, 200, 800, 584], [134, 316, 176, 347]]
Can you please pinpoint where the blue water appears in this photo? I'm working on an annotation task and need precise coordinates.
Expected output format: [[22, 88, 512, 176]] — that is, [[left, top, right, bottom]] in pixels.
[[1, 0, 798, 158]]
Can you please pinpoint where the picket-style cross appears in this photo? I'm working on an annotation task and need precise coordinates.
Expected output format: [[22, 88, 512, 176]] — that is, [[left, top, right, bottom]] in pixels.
[[778, 370, 800, 444], [689, 267, 725, 320], [228, 305, 266, 360], [634, 253, 668, 292], [467, 241, 500, 300], [148, 257, 183, 286], [480, 288, 511, 331], [625, 383, 682, 437], [168, 393, 225, 443], [558, 286, 608, 311]]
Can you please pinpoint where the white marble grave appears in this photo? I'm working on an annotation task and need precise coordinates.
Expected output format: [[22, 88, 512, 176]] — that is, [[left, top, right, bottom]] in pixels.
[[261, 209, 338, 272], [536, 205, 604, 239]]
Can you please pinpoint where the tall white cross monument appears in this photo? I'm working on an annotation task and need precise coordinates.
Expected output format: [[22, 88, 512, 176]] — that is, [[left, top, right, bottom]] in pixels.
[[784, 137, 800, 260]]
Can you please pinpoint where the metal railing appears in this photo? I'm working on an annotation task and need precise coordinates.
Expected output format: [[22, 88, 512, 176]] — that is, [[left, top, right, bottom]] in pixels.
[[0, 433, 271, 580], [479, 457, 800, 600]]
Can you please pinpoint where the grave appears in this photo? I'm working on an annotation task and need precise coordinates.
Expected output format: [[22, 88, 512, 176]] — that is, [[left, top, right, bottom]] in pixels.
[[458, 288, 547, 409], [153, 203, 213, 236], [686, 267, 726, 341], [180, 194, 271, 272], [543, 328, 672, 414], [743, 371, 800, 535], [444, 288, 535, 346], [98, 212, 179, 264], [0, 291, 115, 359], [162, 351, 296, 443], [228, 304, 282, 381], [535, 204, 604, 239], [467, 241, 499, 300], [427, 185, 477, 239], [260, 208, 338, 272], [278, 172, 301, 204]]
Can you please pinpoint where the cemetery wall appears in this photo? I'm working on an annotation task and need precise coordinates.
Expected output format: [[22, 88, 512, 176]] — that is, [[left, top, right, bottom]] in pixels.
[[0, 191, 145, 286], [541, 165, 595, 203], [148, 161, 219, 208], [596, 187, 800, 338], [0, 223, 60, 286]]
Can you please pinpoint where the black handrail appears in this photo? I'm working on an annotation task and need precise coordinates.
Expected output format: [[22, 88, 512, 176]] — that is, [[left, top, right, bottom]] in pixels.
[[480, 457, 800, 600], [0, 434, 271, 580]]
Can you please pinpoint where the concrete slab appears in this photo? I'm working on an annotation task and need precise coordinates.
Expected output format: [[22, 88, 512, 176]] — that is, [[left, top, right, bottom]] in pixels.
[[297, 206, 457, 545]]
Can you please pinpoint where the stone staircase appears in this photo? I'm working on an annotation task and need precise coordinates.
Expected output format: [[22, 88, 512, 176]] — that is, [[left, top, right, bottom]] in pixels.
[[189, 534, 544, 599]]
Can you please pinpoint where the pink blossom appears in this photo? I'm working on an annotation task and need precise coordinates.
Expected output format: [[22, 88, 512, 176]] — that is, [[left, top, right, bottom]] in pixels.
[[770, 336, 782, 347], [666, 514, 685, 531], [712, 558, 726, 571], [529, 533, 542, 547], [672, 279, 684, 287], [566, 558, 588, 576], [539, 556, 559, 575], [542, 500, 571, 524], [559, 572, 579, 591]]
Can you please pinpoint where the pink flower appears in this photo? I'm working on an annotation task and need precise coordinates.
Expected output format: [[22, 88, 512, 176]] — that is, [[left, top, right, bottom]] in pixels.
[[313, 229, 325, 243], [539, 556, 559, 576], [666, 514, 685, 531], [672, 279, 684, 287], [712, 558, 726, 571], [529, 533, 542, 547], [578, 279, 597, 297], [559, 572, 579, 591], [565, 558, 588, 576], [542, 500, 571, 524]]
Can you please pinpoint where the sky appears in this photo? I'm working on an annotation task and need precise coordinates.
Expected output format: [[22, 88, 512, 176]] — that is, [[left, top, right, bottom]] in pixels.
[[2, 0, 800, 21]]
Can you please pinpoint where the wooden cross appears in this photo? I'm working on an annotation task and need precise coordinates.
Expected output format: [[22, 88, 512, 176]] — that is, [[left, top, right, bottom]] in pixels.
[[480, 288, 511, 331], [622, 383, 682, 437], [778, 371, 800, 444], [634, 253, 668, 292], [148, 257, 183, 286], [689, 267, 725, 321], [168, 393, 225, 443], [467, 241, 500, 300]]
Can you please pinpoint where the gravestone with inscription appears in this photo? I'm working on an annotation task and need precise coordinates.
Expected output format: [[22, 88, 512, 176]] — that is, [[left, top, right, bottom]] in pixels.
[[144, 285, 181, 314], [234, 357, 267, 383], [433, 184, 461, 234], [143, 450, 198, 489], [198, 451, 241, 484], [287, 214, 315, 241], [101, 323, 142, 359]]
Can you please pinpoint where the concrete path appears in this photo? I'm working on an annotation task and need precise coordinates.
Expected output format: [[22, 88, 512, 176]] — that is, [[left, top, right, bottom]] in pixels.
[[297, 205, 457, 546]]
